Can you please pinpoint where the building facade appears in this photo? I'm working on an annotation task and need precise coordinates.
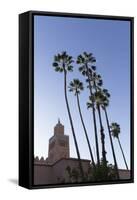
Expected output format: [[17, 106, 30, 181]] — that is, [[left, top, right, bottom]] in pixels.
[[34, 120, 130, 185]]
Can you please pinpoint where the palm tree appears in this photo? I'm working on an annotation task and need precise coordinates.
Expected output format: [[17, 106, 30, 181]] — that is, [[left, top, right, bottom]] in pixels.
[[77, 52, 100, 165], [68, 79, 95, 167], [88, 71, 119, 177], [87, 72, 107, 166], [52, 51, 85, 179], [98, 89, 119, 178], [87, 72, 103, 91], [110, 122, 129, 170], [87, 91, 107, 165]]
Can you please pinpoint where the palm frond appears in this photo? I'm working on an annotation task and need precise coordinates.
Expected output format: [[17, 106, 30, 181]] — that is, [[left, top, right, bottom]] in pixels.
[[68, 88, 74, 92], [59, 68, 63, 72], [67, 65, 73, 71], [52, 62, 59, 67], [82, 71, 86, 76], [98, 80, 103, 87], [91, 66, 96, 71], [87, 102, 93, 109], [55, 67, 61, 72]]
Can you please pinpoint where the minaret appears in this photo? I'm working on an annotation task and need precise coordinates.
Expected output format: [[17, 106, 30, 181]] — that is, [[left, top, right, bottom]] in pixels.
[[47, 119, 69, 164], [54, 118, 64, 135]]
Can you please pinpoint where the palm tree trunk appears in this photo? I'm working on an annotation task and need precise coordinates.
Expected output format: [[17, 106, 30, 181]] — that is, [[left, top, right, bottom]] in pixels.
[[76, 92, 95, 167], [86, 64, 100, 165], [63, 70, 85, 180], [94, 82, 107, 165], [97, 104, 107, 165], [117, 137, 129, 170], [104, 108, 119, 179]]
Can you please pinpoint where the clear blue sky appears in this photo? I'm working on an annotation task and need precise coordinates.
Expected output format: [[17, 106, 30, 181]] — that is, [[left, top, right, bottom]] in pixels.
[[34, 15, 131, 170]]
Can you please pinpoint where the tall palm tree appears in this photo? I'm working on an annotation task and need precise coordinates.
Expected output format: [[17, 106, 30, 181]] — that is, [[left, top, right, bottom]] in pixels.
[[87, 91, 107, 165], [97, 89, 119, 178], [52, 51, 85, 179], [77, 52, 100, 165], [110, 122, 129, 170], [87, 72, 107, 165], [68, 79, 95, 167]]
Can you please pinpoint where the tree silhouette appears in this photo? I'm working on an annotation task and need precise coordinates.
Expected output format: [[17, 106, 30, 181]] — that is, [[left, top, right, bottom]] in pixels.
[[69, 79, 95, 167], [52, 51, 85, 179], [95, 89, 119, 178], [93, 91, 107, 165], [87, 72, 107, 165], [77, 52, 100, 165], [110, 122, 129, 170]]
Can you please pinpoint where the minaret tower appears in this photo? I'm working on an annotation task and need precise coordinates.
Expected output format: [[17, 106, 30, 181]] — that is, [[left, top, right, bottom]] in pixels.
[[47, 119, 69, 164]]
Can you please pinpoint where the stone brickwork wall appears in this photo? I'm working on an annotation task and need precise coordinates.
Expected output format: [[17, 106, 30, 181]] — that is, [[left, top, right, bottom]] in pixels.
[[34, 121, 131, 185], [34, 157, 131, 185], [34, 158, 90, 185]]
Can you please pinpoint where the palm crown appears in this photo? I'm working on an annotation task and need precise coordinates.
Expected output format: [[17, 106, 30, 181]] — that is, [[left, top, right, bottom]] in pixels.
[[99, 89, 110, 109], [110, 123, 120, 138], [87, 90, 109, 109], [87, 95, 95, 109], [68, 79, 84, 95], [52, 51, 74, 73], [76, 52, 96, 76], [87, 72, 103, 89]]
